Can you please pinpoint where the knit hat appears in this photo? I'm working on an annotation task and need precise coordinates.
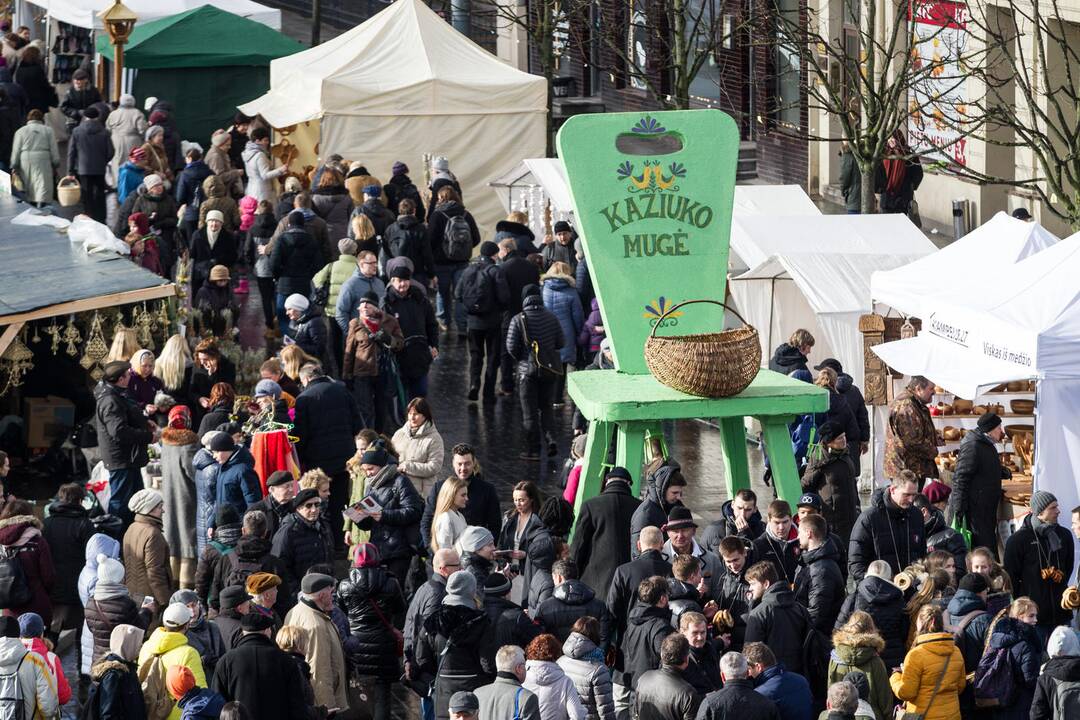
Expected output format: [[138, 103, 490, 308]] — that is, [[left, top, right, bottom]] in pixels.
[[162, 602, 192, 628], [385, 256, 414, 278], [338, 237, 358, 256], [219, 585, 247, 611], [606, 466, 632, 484], [843, 670, 870, 702], [240, 612, 275, 632], [1031, 490, 1057, 516], [480, 241, 499, 258], [82, 106, 99, 120], [977, 412, 1002, 433], [817, 421, 844, 445], [144, 96, 158, 111], [958, 573, 988, 594], [205, 209, 224, 224], [1048, 625, 1080, 658], [253, 379, 282, 400], [166, 405, 191, 430], [119, 93, 136, 108], [215, 505, 240, 528], [266, 470, 293, 488], [148, 110, 167, 125], [0, 618, 16, 639], [301, 573, 336, 594], [359, 291, 379, 308], [663, 506, 697, 532], [128, 488, 163, 515], [432, 156, 449, 172], [797, 492, 823, 511], [353, 542, 380, 569], [553, 220, 572, 234], [284, 294, 310, 312], [129, 146, 146, 163], [128, 211, 150, 236], [922, 480, 951, 505], [484, 573, 512, 597], [17, 613, 43, 638], [389, 265, 412, 280], [209, 265, 229, 282], [284, 176, 302, 194], [448, 691, 479, 715], [170, 589, 199, 606], [201, 430, 225, 449], [216, 421, 242, 437], [363, 184, 381, 198], [165, 665, 195, 701], [813, 358, 843, 374], [443, 571, 477, 608], [209, 433, 236, 453], [96, 555, 125, 585], [143, 173, 163, 189], [145, 125, 164, 142], [182, 141, 203, 158], [392, 161, 408, 176], [288, 210, 305, 228], [245, 572, 281, 596], [211, 129, 229, 147], [456, 526, 494, 554], [521, 284, 541, 301], [360, 442, 389, 466]]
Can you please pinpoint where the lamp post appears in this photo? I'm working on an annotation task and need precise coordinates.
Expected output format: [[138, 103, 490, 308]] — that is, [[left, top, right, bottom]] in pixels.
[[99, 0, 137, 103]]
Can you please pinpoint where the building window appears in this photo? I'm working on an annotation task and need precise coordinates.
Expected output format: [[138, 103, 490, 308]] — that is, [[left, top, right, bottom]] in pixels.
[[627, 0, 648, 90], [687, 0, 723, 107], [774, 0, 801, 127]]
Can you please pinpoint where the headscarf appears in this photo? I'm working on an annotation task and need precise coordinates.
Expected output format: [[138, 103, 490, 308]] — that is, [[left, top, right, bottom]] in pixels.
[[128, 212, 150, 237], [167, 405, 192, 430], [883, 131, 910, 195], [109, 624, 143, 663]]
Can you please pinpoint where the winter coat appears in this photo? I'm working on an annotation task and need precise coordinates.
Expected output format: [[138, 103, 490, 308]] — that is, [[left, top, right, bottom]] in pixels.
[[835, 575, 908, 670], [701, 499, 766, 554], [802, 450, 859, 544], [192, 448, 220, 559], [311, 185, 353, 241], [94, 380, 153, 470], [829, 629, 893, 720], [556, 633, 615, 720], [839, 149, 862, 213], [884, 390, 939, 483], [79, 533, 121, 673], [312, 254, 358, 314], [67, 116, 113, 175], [1003, 514, 1074, 627], [391, 420, 445, 487], [629, 464, 681, 557], [291, 304, 328, 361], [271, 210, 333, 264], [889, 632, 965, 720], [185, 616, 226, 679], [126, 191, 179, 248], [499, 513, 553, 608], [336, 565, 405, 679], [836, 373, 871, 444], [476, 675, 542, 720], [696, 677, 781, 720], [875, 157, 924, 214], [637, 665, 699, 720], [343, 311, 404, 380], [524, 659, 587, 720], [404, 574, 446, 662], [416, 604, 491, 720], [618, 604, 671, 687], [189, 227, 239, 286], [383, 282, 439, 380], [123, 514, 173, 607], [356, 463, 423, 562], [159, 427, 199, 560], [211, 632, 312, 720], [848, 488, 926, 583], [456, 255, 511, 331], [0, 637, 57, 719], [684, 643, 721, 697], [420, 474, 503, 548], [175, 688, 225, 720], [352, 200, 397, 244], [499, 252, 542, 315], [60, 84, 102, 128], [209, 534, 289, 617], [241, 141, 286, 202], [745, 582, 812, 674], [195, 522, 240, 609], [769, 343, 809, 375], [42, 500, 94, 606], [579, 299, 604, 352], [9, 120, 57, 203], [0, 514, 54, 624], [794, 541, 846, 632], [981, 616, 1039, 720], [570, 480, 640, 594], [138, 628, 207, 720], [495, 219, 537, 256], [536, 581, 609, 646], [271, 225, 325, 298], [947, 430, 1009, 550], [427, 200, 481, 266], [754, 663, 813, 720], [924, 509, 968, 583], [541, 242, 576, 275], [283, 599, 349, 709], [606, 549, 671, 660], [197, 175, 241, 232], [335, 270, 387, 332], [1031, 654, 1080, 720], [542, 275, 583, 364], [384, 214, 435, 276], [944, 589, 991, 672], [212, 447, 261, 527], [248, 212, 277, 278], [116, 161, 146, 204], [13, 61, 54, 114], [105, 106, 147, 173], [271, 512, 334, 593], [752, 530, 800, 587], [506, 295, 565, 377], [87, 653, 146, 720], [293, 375, 363, 475]]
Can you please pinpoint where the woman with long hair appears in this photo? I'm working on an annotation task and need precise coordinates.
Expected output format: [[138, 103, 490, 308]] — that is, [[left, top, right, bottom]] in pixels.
[[155, 334, 193, 402], [890, 605, 965, 720], [876, 130, 924, 215], [500, 480, 550, 606], [977, 597, 1039, 720], [431, 477, 467, 553], [311, 167, 353, 242], [105, 329, 140, 364], [349, 212, 378, 255], [280, 345, 318, 387], [390, 397, 445, 495], [830, 611, 894, 720], [197, 382, 235, 437]]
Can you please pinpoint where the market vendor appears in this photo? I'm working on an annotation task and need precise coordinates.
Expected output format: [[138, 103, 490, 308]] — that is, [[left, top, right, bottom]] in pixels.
[[947, 411, 1010, 558]]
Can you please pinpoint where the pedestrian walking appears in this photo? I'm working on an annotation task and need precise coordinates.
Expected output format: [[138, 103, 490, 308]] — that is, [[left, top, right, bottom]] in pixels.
[[506, 285, 564, 460], [65, 104, 112, 223], [95, 361, 156, 526], [384, 264, 439, 399], [458, 241, 511, 402], [9, 108, 57, 205], [427, 185, 481, 335], [159, 405, 199, 589], [888, 605, 964, 720]]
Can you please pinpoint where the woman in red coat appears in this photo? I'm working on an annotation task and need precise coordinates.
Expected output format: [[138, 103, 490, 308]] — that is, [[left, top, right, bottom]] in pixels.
[[0, 499, 55, 624]]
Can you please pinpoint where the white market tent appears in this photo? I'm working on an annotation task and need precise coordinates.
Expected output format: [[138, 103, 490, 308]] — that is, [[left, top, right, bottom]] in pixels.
[[490, 159, 574, 216], [239, 0, 547, 232], [17, 0, 281, 30]]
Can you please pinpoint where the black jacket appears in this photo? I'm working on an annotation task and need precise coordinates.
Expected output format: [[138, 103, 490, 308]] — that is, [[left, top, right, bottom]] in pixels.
[[270, 512, 334, 593], [196, 401, 233, 438], [570, 480, 641, 593], [801, 450, 859, 544], [427, 200, 480, 266], [498, 514, 554, 609], [67, 117, 113, 176], [356, 200, 396, 241], [834, 574, 908, 669], [924, 509, 968, 582], [494, 220, 536, 257], [457, 256, 511, 331], [60, 85, 102, 128], [383, 214, 434, 277], [701, 499, 765, 554], [246, 496, 291, 542], [947, 430, 1009, 547], [944, 588, 991, 672], [667, 579, 703, 628], [836, 373, 870, 444], [292, 305, 328, 361], [294, 375, 362, 475], [420, 474, 502, 553], [482, 594, 541, 672], [630, 463, 682, 557], [87, 654, 146, 720], [606, 549, 671, 653], [416, 604, 492, 720], [635, 666, 700, 720], [683, 642, 722, 696], [14, 62, 55, 115], [94, 381, 153, 470], [535, 580, 610, 647], [84, 594, 151, 668], [848, 488, 926, 583], [697, 677, 780, 720], [505, 295, 564, 376], [190, 357, 237, 406], [752, 531, 800, 587], [714, 557, 752, 642], [1031, 655, 1080, 720], [383, 283, 439, 380], [793, 541, 845, 633], [212, 632, 313, 720], [270, 226, 325, 297], [42, 501, 94, 605], [875, 157, 924, 213], [190, 228, 239, 276], [744, 583, 811, 674], [1004, 515, 1074, 628], [768, 343, 809, 375], [498, 252, 541, 316], [404, 574, 446, 662], [336, 566, 406, 680], [618, 604, 672, 686], [384, 173, 425, 218], [814, 390, 861, 462], [210, 535, 290, 616], [356, 464, 424, 562], [214, 608, 244, 653]]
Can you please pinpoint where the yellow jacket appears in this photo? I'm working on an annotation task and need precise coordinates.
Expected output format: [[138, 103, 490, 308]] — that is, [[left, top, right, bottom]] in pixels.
[[137, 628, 206, 720], [889, 632, 966, 720]]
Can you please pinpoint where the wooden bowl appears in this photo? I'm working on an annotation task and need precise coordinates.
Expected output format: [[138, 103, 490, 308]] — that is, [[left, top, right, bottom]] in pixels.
[[942, 426, 962, 442], [1011, 399, 1035, 414], [952, 399, 974, 414], [1004, 424, 1035, 441], [988, 403, 1004, 415], [1006, 380, 1028, 392]]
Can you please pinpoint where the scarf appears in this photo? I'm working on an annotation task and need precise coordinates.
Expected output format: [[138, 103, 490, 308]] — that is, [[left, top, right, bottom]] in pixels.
[[207, 225, 220, 249], [1031, 515, 1063, 553], [883, 134, 910, 195], [94, 581, 129, 601], [363, 317, 380, 334]]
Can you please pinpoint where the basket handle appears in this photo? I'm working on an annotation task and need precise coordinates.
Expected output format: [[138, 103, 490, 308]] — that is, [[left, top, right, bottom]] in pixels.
[[58, 177, 78, 188], [647, 298, 750, 339]]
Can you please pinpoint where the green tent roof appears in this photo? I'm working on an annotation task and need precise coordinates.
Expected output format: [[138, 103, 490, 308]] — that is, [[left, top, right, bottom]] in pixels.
[[96, 4, 304, 70]]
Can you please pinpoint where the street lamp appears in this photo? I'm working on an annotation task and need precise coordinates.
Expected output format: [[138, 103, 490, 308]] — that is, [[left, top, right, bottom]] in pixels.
[[99, 0, 137, 103]]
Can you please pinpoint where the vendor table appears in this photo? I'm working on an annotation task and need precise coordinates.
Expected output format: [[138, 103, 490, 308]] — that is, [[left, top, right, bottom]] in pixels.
[[568, 368, 829, 525]]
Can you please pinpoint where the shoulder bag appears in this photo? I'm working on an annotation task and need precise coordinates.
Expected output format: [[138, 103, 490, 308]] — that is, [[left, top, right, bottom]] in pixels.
[[367, 598, 404, 657], [894, 651, 951, 720], [520, 315, 564, 378]]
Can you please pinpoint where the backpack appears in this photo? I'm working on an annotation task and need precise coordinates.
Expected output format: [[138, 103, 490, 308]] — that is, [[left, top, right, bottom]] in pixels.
[[0, 546, 30, 609], [223, 551, 264, 589], [1053, 678, 1080, 717], [945, 609, 987, 644], [441, 212, 473, 262], [137, 652, 175, 720], [801, 624, 832, 693], [459, 262, 494, 316], [0, 653, 25, 720], [973, 646, 1019, 708], [386, 223, 416, 260]]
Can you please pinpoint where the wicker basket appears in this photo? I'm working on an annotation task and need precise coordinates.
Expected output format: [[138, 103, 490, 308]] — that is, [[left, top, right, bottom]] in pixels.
[[644, 299, 761, 398], [57, 176, 80, 207]]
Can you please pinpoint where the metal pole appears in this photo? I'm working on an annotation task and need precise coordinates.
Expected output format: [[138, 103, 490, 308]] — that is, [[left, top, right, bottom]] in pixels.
[[452, 0, 471, 36], [311, 0, 321, 46], [951, 198, 967, 239]]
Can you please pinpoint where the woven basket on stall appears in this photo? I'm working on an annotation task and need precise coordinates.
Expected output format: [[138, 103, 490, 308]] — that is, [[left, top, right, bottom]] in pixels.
[[644, 299, 761, 398]]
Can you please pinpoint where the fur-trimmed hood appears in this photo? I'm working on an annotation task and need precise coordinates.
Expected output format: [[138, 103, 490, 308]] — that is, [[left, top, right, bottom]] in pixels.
[[161, 428, 199, 446], [0, 515, 41, 547], [90, 656, 135, 681], [832, 628, 886, 652], [541, 272, 576, 288]]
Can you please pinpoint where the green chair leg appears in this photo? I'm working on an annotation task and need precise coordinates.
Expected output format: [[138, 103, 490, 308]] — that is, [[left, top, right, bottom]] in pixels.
[[570, 421, 613, 541], [759, 416, 801, 503], [717, 416, 751, 497], [616, 421, 647, 497]]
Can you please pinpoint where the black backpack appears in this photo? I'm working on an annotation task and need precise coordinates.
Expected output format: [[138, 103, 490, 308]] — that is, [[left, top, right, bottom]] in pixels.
[[0, 546, 29, 609], [223, 551, 263, 589], [459, 262, 494, 316], [441, 212, 473, 262], [386, 223, 416, 260]]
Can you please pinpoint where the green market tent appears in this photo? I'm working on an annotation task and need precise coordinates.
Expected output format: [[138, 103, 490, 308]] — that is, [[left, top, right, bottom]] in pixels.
[[97, 4, 304, 144]]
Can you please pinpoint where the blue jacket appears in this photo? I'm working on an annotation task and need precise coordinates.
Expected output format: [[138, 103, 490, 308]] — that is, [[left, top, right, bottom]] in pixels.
[[175, 160, 214, 223], [753, 663, 813, 720], [211, 447, 261, 528], [541, 276, 583, 364], [192, 448, 220, 558], [335, 270, 388, 332], [117, 161, 145, 205], [178, 687, 227, 720]]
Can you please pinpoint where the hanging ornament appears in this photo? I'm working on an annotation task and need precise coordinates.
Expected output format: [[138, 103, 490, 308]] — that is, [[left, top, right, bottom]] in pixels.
[[134, 303, 155, 350], [80, 311, 110, 379], [30, 323, 40, 344], [44, 318, 61, 354], [156, 301, 171, 337], [62, 316, 81, 356], [0, 331, 34, 395]]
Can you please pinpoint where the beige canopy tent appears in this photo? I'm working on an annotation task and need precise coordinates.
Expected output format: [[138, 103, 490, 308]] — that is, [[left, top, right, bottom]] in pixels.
[[239, 0, 547, 232]]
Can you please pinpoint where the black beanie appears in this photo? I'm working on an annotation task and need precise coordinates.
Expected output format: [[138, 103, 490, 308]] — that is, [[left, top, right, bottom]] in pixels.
[[959, 572, 988, 594], [288, 210, 305, 228], [480, 241, 499, 258], [521, 284, 541, 301]]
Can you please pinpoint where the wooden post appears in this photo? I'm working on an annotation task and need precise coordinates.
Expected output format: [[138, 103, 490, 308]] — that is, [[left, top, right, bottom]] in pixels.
[[112, 43, 124, 103]]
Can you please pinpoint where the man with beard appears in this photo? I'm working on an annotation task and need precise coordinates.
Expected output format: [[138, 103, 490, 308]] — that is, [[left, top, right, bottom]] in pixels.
[[420, 444, 502, 545]]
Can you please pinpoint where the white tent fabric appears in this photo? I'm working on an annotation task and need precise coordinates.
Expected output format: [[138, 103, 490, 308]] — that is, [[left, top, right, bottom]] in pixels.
[[489, 159, 574, 214], [28, 0, 280, 29], [239, 0, 546, 232], [733, 184, 821, 217]]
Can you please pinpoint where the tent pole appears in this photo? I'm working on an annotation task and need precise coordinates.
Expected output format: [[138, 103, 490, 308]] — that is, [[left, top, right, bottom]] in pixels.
[[311, 0, 321, 45]]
